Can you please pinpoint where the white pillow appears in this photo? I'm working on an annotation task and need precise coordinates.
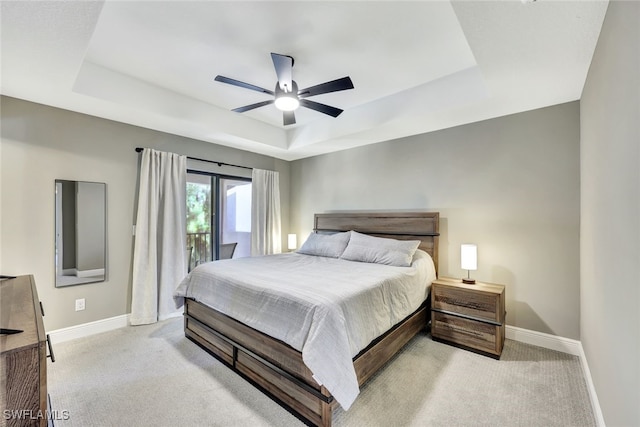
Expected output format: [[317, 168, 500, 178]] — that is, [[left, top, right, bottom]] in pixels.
[[340, 231, 420, 267], [297, 231, 351, 258]]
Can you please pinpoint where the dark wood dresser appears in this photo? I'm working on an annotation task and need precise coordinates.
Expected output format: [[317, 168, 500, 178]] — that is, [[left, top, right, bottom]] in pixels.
[[1, 275, 50, 427], [431, 277, 506, 358]]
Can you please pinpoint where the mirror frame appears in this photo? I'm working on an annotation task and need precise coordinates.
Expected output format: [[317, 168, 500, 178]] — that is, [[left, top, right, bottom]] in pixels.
[[55, 180, 107, 287]]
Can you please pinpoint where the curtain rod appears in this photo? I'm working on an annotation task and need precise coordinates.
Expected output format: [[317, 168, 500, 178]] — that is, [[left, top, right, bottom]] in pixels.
[[134, 147, 253, 170]]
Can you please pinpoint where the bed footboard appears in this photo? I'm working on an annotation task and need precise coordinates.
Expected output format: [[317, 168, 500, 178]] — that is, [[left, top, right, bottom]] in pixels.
[[183, 298, 429, 427], [185, 298, 334, 426]]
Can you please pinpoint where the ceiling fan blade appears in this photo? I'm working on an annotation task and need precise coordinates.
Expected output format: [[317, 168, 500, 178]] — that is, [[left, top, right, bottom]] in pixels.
[[300, 99, 343, 118], [271, 53, 294, 91], [215, 75, 274, 96], [283, 111, 296, 126], [298, 77, 354, 99], [232, 100, 274, 113]]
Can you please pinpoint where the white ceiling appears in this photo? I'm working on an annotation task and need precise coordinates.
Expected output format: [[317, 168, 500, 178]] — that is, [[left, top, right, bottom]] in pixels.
[[1, 0, 608, 161]]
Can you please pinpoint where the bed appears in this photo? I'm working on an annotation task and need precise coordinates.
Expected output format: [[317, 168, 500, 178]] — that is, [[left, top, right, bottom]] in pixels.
[[174, 212, 439, 427]]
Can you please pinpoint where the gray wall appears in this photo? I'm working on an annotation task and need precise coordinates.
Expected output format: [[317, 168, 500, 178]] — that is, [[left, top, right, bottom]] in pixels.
[[290, 102, 581, 339], [580, 1, 640, 426], [0, 96, 290, 331]]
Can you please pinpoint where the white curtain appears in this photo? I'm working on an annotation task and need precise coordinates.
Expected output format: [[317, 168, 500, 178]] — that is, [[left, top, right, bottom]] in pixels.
[[251, 169, 282, 256], [130, 149, 187, 325]]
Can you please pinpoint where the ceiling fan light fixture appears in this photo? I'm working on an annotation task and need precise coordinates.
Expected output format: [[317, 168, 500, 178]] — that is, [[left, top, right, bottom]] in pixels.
[[275, 93, 300, 111], [215, 54, 353, 125], [274, 80, 300, 111]]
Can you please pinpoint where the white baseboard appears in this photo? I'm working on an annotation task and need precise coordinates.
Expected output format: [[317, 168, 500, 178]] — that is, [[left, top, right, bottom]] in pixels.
[[506, 325, 604, 426], [578, 344, 606, 427], [506, 325, 582, 355], [47, 314, 130, 344]]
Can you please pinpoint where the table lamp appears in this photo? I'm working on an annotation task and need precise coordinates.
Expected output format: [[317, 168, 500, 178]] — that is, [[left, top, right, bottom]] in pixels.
[[461, 244, 477, 284]]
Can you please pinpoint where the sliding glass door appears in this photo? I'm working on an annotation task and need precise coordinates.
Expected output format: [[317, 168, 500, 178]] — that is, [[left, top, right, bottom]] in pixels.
[[186, 172, 251, 269], [219, 178, 252, 259], [186, 172, 213, 269]]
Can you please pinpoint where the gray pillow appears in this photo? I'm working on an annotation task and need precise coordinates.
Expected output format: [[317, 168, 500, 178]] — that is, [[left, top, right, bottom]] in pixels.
[[340, 231, 420, 267], [297, 231, 351, 258]]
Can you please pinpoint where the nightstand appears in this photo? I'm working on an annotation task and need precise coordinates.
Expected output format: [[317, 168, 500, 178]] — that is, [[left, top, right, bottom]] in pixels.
[[430, 277, 506, 359]]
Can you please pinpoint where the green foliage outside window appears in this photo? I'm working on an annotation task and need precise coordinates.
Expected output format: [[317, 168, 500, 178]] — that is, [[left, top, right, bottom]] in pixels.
[[187, 182, 211, 233]]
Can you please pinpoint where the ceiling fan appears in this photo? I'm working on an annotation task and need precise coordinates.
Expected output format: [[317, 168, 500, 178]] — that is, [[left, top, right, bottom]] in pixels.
[[214, 53, 354, 126]]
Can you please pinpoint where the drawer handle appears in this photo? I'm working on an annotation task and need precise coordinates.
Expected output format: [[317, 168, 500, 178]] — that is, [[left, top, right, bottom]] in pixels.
[[46, 334, 56, 363], [40, 301, 45, 317]]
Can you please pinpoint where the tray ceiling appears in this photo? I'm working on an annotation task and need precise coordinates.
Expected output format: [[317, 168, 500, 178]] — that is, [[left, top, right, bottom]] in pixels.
[[1, 1, 608, 160]]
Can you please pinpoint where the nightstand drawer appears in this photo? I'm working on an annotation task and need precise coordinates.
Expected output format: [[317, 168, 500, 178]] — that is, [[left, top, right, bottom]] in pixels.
[[432, 281, 504, 324], [432, 311, 505, 356]]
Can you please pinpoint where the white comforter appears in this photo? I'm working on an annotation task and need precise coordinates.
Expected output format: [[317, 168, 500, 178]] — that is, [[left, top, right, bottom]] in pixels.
[[173, 249, 435, 410]]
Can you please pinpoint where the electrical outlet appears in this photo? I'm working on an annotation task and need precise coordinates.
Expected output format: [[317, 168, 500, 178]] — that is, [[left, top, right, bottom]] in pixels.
[[75, 298, 85, 311]]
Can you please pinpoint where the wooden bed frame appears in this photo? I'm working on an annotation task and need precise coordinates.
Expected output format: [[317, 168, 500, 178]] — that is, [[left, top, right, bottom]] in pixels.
[[183, 212, 439, 427]]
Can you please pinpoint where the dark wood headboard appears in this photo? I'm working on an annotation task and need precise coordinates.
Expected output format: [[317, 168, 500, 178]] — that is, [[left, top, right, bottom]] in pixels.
[[314, 212, 440, 273]]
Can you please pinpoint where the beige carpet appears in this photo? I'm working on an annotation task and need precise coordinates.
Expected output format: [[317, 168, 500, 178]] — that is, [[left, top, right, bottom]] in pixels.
[[48, 317, 595, 427]]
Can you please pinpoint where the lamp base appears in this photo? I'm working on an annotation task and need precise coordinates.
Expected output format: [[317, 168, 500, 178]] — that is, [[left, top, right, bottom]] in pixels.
[[462, 278, 476, 284]]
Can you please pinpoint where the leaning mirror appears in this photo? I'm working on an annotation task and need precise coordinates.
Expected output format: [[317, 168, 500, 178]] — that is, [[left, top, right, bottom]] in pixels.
[[55, 180, 106, 287]]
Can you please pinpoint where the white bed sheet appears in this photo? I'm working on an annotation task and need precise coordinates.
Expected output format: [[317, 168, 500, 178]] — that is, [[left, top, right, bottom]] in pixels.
[[174, 249, 436, 410]]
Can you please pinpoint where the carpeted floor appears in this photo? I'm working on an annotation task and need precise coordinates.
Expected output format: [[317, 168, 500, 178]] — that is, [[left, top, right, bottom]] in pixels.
[[48, 317, 596, 427]]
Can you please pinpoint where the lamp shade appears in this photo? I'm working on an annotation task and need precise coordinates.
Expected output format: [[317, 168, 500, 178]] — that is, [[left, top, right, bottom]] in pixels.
[[287, 234, 297, 250], [461, 244, 477, 271]]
